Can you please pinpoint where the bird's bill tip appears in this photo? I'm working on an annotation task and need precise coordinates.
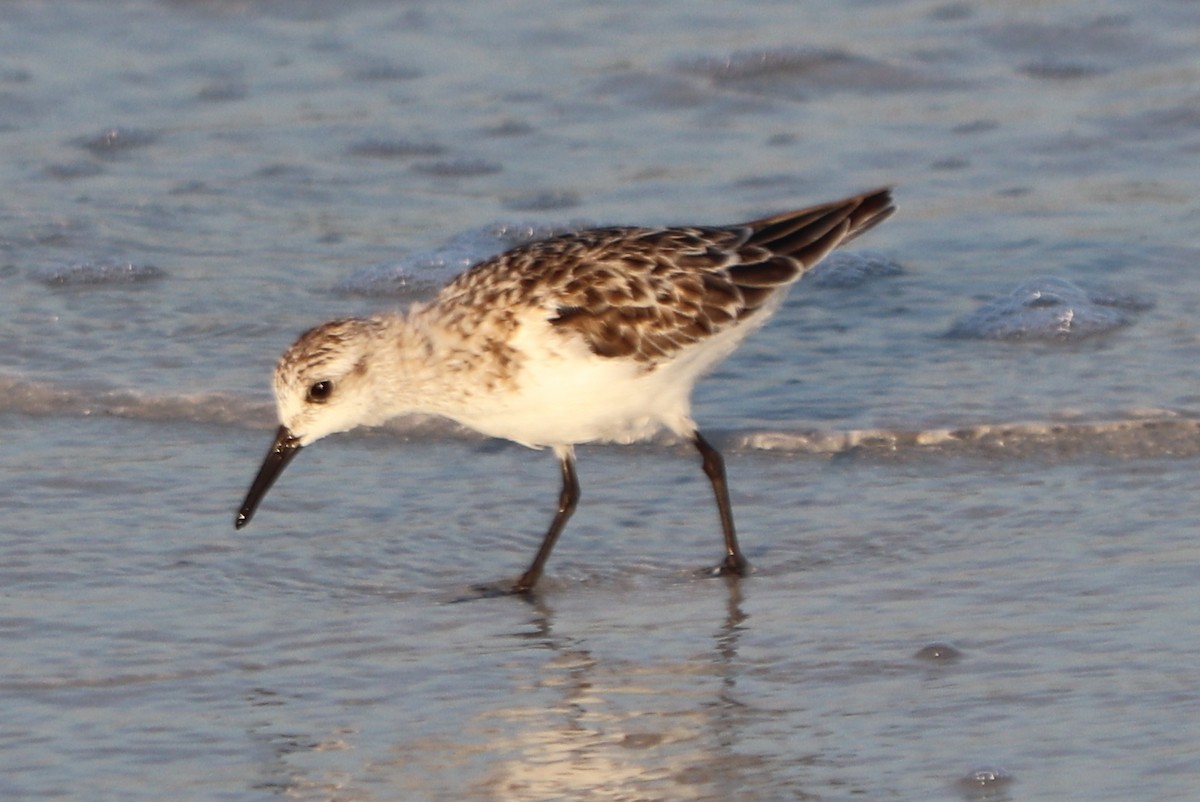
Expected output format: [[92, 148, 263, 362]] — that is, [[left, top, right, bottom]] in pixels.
[[235, 425, 303, 530]]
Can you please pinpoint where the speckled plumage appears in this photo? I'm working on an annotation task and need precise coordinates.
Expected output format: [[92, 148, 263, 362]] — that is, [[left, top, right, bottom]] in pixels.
[[237, 188, 895, 592], [432, 188, 894, 368]]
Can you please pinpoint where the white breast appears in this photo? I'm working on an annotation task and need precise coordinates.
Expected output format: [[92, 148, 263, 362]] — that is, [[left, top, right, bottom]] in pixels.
[[445, 299, 784, 448]]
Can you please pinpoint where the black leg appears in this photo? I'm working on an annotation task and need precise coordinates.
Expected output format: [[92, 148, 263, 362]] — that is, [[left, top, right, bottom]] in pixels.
[[694, 432, 749, 577], [513, 449, 580, 593]]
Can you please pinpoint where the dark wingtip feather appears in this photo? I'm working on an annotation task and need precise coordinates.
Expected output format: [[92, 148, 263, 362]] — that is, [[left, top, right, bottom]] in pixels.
[[739, 188, 894, 271], [840, 187, 895, 244], [746, 188, 893, 250]]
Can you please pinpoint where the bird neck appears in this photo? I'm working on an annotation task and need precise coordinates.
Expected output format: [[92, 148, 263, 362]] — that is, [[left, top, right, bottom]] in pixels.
[[376, 305, 522, 425]]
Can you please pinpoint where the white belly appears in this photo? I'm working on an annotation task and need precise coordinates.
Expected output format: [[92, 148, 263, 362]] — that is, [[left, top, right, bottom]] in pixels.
[[445, 308, 776, 448]]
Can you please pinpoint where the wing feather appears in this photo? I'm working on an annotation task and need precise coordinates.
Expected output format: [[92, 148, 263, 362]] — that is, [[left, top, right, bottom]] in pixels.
[[432, 188, 894, 366]]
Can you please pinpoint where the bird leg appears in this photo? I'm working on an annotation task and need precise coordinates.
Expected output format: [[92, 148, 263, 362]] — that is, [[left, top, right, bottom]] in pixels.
[[694, 432, 750, 577], [513, 448, 580, 593]]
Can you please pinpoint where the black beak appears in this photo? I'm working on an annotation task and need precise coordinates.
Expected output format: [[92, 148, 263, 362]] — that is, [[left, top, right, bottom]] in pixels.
[[235, 425, 303, 529]]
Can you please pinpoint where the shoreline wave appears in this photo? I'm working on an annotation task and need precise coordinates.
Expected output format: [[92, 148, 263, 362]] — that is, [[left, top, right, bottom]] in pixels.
[[736, 416, 1200, 459], [3, 376, 1198, 461]]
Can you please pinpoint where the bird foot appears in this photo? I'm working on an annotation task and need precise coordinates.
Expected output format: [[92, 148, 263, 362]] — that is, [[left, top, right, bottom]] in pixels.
[[705, 554, 751, 579], [446, 580, 538, 603]]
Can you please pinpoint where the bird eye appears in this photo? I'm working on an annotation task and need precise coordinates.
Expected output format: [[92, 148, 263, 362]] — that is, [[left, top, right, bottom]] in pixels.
[[307, 380, 333, 403]]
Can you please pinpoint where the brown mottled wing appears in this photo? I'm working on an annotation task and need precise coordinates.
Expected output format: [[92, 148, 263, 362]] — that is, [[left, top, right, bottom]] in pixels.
[[436, 188, 894, 365]]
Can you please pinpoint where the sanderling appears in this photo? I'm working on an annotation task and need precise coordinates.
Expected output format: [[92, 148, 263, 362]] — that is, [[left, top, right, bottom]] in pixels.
[[236, 188, 895, 592]]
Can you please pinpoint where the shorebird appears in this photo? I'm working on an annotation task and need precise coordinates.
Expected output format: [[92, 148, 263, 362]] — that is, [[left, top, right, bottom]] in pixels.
[[235, 188, 895, 592]]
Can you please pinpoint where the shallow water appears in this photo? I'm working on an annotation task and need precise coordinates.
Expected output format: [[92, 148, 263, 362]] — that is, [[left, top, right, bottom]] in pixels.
[[3, 1, 1200, 799]]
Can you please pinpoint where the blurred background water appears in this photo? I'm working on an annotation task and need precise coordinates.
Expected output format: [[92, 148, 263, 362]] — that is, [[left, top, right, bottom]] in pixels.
[[2, 1, 1199, 799]]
